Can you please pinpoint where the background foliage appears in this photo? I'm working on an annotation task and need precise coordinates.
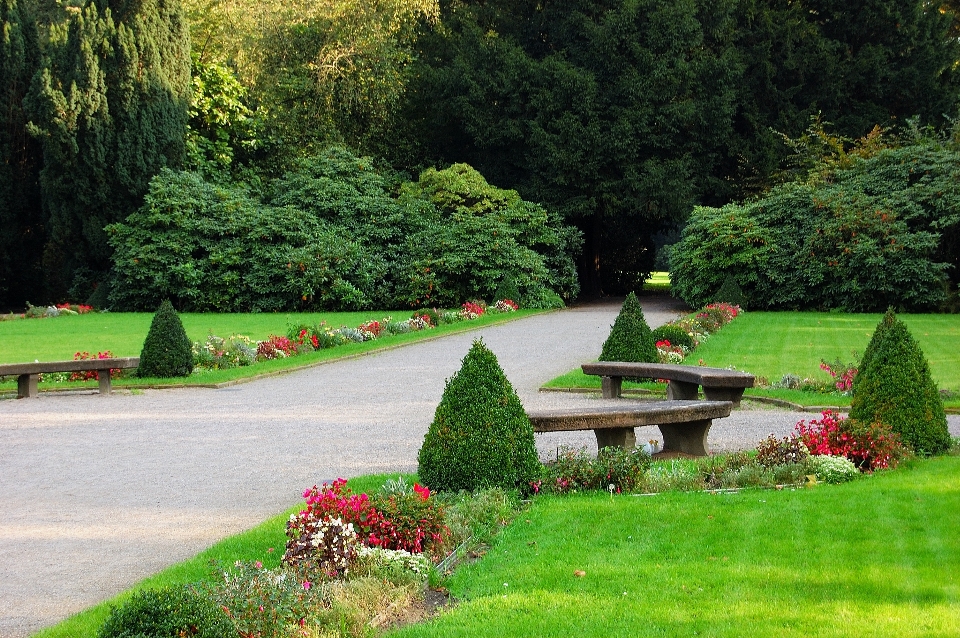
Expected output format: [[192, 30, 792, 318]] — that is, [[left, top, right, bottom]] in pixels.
[[670, 131, 959, 311]]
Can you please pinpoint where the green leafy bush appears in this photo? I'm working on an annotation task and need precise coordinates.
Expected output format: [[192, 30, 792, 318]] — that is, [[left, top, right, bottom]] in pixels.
[[494, 275, 521, 305], [97, 586, 235, 638], [671, 140, 958, 311], [850, 309, 950, 456], [545, 445, 652, 494], [137, 300, 193, 378], [108, 170, 369, 312], [417, 339, 541, 492], [650, 324, 695, 350], [599, 292, 657, 365]]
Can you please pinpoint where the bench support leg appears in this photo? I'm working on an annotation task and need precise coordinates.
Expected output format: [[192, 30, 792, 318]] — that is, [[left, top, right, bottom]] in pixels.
[[98, 373, 112, 395], [601, 376, 622, 399], [667, 380, 699, 401], [595, 427, 636, 451], [17, 374, 39, 398], [659, 419, 711, 456], [702, 386, 745, 407]]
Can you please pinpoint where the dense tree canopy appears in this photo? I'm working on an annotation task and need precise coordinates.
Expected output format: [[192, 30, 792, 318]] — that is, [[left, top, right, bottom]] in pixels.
[[2, 0, 959, 308]]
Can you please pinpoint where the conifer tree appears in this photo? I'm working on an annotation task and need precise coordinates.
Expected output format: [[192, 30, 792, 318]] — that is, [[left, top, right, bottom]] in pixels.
[[137, 299, 193, 378], [599, 292, 658, 364], [26, 0, 190, 297], [0, 0, 44, 307], [850, 309, 950, 455], [418, 339, 540, 492]]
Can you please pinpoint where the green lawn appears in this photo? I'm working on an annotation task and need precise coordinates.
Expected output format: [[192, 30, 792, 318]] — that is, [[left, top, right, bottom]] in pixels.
[[0, 309, 542, 392], [34, 459, 960, 637], [545, 311, 960, 408], [390, 457, 960, 638]]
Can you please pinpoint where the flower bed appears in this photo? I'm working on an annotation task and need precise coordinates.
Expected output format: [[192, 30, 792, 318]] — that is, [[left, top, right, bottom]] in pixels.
[[191, 299, 519, 373], [2, 302, 94, 321], [650, 302, 741, 365]]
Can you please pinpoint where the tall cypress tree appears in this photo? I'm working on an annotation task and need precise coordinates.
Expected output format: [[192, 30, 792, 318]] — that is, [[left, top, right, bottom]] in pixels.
[[0, 0, 44, 308], [26, 0, 190, 299]]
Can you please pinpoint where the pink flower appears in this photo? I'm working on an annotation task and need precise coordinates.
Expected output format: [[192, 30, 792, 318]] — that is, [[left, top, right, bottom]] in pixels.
[[302, 581, 312, 590]]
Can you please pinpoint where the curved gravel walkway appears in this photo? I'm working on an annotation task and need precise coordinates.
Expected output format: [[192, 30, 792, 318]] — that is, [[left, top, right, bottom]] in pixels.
[[1, 296, 958, 637]]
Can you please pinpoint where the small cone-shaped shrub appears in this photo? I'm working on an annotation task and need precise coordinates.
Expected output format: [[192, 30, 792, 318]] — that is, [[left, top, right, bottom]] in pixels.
[[137, 300, 193, 378], [418, 339, 541, 492], [494, 275, 521, 305], [713, 274, 748, 310], [599, 292, 657, 363], [850, 309, 950, 456]]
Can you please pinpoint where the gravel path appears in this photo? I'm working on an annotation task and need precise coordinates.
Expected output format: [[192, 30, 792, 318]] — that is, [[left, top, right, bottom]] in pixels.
[[2, 296, 958, 637]]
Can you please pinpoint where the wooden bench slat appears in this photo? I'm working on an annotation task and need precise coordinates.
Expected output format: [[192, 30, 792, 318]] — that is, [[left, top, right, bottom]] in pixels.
[[0, 358, 140, 376], [528, 400, 732, 432], [581, 362, 754, 388]]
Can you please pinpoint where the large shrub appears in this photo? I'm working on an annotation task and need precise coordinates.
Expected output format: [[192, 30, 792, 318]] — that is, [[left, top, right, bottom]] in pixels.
[[399, 164, 581, 308], [97, 586, 234, 638], [670, 139, 958, 311], [850, 310, 950, 456], [108, 170, 369, 311], [418, 339, 541, 492], [109, 151, 581, 311], [137, 300, 193, 378], [598, 292, 658, 364]]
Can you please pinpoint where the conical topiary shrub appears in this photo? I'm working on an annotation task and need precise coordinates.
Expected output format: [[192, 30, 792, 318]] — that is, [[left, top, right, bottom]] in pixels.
[[713, 274, 748, 309], [137, 300, 194, 378], [850, 309, 950, 456], [418, 339, 541, 492], [494, 275, 521, 305], [599, 292, 658, 364]]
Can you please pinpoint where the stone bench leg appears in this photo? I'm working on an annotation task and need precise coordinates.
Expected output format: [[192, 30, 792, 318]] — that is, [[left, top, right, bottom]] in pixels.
[[702, 386, 745, 407], [601, 376, 622, 399], [17, 374, 39, 398], [658, 419, 712, 456], [98, 373, 112, 395], [595, 427, 636, 451], [666, 380, 699, 401]]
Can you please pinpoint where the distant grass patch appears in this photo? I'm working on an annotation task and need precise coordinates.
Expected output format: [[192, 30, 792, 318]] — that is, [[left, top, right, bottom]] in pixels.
[[0, 309, 542, 393], [544, 311, 960, 409], [643, 271, 671, 292], [389, 456, 960, 638]]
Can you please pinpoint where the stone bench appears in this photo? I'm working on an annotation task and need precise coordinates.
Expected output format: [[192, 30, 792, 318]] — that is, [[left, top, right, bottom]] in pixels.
[[0, 358, 140, 398], [528, 400, 733, 456], [581, 362, 754, 406]]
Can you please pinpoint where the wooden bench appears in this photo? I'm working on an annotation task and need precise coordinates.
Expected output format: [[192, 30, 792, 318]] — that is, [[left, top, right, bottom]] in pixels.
[[528, 399, 733, 456], [581, 362, 754, 406], [0, 358, 140, 398]]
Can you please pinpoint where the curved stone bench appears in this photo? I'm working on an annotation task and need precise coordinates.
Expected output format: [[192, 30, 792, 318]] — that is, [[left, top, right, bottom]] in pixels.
[[581, 362, 754, 406], [0, 358, 140, 398], [528, 399, 734, 456]]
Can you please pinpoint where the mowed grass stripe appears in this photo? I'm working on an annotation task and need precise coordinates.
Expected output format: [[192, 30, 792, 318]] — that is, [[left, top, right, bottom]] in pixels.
[[389, 457, 960, 638]]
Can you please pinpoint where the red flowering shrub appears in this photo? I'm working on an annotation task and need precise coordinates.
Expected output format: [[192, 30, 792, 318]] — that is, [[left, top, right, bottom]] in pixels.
[[358, 320, 383, 337], [69, 351, 118, 381], [286, 479, 447, 565], [795, 410, 907, 471], [461, 301, 485, 318]]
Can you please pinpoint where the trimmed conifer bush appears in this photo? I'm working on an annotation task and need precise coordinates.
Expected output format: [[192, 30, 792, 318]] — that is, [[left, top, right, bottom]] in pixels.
[[418, 339, 541, 492], [494, 275, 521, 304], [97, 586, 233, 638], [137, 300, 194, 378], [713, 274, 748, 309], [599, 292, 657, 364], [850, 309, 950, 456]]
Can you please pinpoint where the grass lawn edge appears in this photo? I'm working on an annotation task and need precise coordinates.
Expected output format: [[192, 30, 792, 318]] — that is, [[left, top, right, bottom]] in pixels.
[[2, 308, 553, 399]]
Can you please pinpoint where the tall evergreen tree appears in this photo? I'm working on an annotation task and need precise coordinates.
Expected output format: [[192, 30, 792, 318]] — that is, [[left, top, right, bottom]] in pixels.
[[26, 0, 190, 299], [0, 0, 44, 308]]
